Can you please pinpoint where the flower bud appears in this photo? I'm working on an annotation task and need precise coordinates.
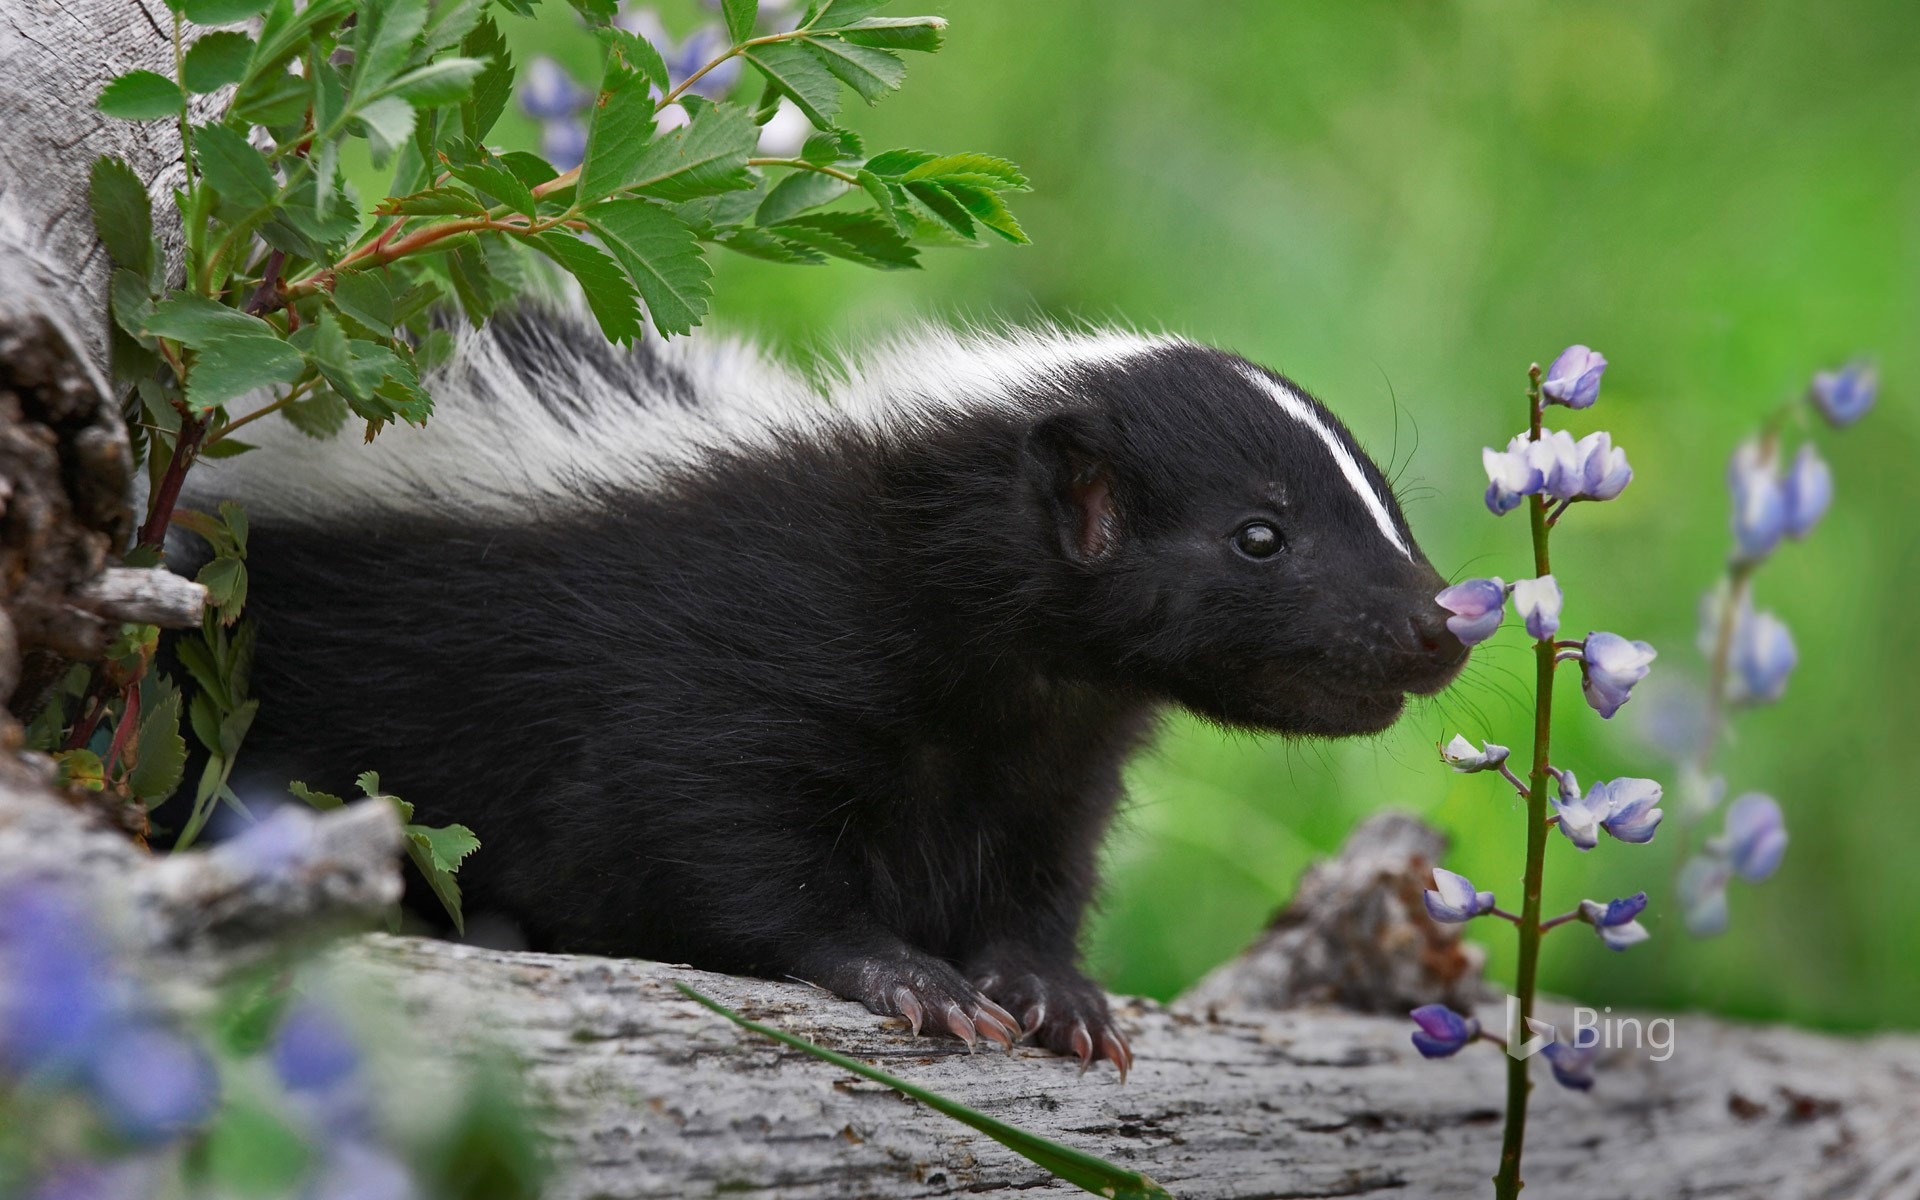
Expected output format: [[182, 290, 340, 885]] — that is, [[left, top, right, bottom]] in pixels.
[[1409, 1004, 1481, 1058], [1578, 893, 1651, 950], [1435, 578, 1507, 646], [1424, 867, 1497, 923], [1678, 855, 1731, 936], [1483, 440, 1545, 515], [1781, 444, 1832, 539], [1440, 734, 1511, 773], [1719, 793, 1787, 882], [1730, 608, 1796, 705], [1571, 430, 1633, 501], [1728, 439, 1787, 564], [1809, 362, 1877, 428], [1549, 771, 1606, 851], [1596, 777, 1664, 844], [1542, 345, 1607, 409], [1510, 575, 1563, 640], [1540, 1034, 1598, 1090], [86, 1025, 220, 1144], [1579, 631, 1657, 719]]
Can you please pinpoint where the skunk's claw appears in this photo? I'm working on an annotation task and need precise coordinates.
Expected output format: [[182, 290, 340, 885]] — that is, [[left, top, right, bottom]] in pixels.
[[852, 955, 1021, 1052], [969, 965, 1134, 1081]]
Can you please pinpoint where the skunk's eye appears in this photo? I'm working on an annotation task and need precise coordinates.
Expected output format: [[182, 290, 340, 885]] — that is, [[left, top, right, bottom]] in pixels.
[[1233, 522, 1284, 559]]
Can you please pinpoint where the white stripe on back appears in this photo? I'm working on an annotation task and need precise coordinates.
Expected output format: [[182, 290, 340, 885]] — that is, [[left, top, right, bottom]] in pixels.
[[1234, 365, 1412, 560]]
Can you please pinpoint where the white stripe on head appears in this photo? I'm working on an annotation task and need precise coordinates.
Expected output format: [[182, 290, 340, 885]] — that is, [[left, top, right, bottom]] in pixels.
[[1234, 364, 1412, 560]]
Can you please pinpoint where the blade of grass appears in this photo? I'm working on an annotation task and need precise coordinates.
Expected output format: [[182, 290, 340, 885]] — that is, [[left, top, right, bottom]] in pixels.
[[675, 983, 1173, 1200]]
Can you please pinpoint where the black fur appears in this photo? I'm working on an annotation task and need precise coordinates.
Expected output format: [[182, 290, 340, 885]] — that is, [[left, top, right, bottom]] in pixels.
[[209, 310, 1465, 1071]]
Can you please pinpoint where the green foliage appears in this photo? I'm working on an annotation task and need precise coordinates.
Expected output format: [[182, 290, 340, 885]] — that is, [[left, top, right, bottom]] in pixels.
[[293, 772, 481, 933], [678, 985, 1173, 1200]]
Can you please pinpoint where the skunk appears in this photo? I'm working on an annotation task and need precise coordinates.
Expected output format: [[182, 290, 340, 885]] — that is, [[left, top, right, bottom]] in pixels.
[[190, 306, 1467, 1077]]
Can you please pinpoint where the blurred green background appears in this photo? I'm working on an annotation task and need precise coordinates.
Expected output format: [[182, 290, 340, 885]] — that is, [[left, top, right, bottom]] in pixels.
[[488, 0, 1918, 1032]]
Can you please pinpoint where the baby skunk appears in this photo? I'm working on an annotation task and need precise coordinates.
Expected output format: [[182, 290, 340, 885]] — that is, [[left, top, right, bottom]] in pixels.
[[190, 306, 1467, 1077]]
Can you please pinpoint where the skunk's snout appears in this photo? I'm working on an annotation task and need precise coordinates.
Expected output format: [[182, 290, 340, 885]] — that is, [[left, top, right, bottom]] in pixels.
[[1401, 595, 1469, 693]]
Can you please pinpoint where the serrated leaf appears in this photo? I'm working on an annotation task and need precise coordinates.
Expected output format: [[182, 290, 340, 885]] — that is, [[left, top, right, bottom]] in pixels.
[[331, 271, 395, 338], [594, 26, 669, 93], [861, 147, 936, 178], [834, 16, 946, 52], [578, 61, 658, 204], [903, 179, 973, 240], [422, 0, 488, 54], [808, 0, 889, 25], [186, 335, 305, 410], [854, 168, 905, 232], [356, 94, 418, 166], [443, 243, 497, 325], [669, 177, 768, 235], [282, 386, 353, 438], [144, 294, 276, 347], [289, 780, 344, 810], [404, 826, 471, 933], [755, 170, 847, 225], [384, 56, 485, 105], [128, 689, 187, 802], [900, 152, 1029, 190], [801, 127, 862, 164], [91, 158, 155, 276], [183, 31, 255, 92], [722, 0, 756, 44], [197, 555, 245, 608], [110, 270, 157, 343], [771, 210, 918, 269], [620, 101, 759, 202], [220, 499, 250, 554], [743, 40, 839, 128], [411, 822, 480, 874], [376, 186, 490, 217], [194, 123, 278, 213], [201, 438, 256, 459], [98, 71, 184, 120], [54, 749, 105, 792], [349, 0, 429, 101], [530, 231, 644, 343], [449, 159, 535, 218], [232, 69, 310, 124], [460, 17, 513, 140], [242, 0, 351, 92], [942, 181, 1027, 243], [580, 199, 710, 337], [802, 38, 903, 103], [565, 0, 617, 24], [181, 0, 272, 22], [715, 226, 825, 264]]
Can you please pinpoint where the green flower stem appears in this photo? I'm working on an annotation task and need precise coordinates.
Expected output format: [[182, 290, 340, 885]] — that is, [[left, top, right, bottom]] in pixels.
[[1495, 364, 1556, 1200], [747, 157, 860, 183]]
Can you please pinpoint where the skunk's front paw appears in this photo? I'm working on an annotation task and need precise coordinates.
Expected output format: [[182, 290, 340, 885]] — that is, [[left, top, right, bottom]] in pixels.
[[846, 952, 1022, 1051], [971, 966, 1132, 1081]]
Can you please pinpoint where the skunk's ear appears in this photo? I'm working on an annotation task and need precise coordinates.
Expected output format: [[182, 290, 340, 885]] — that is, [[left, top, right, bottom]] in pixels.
[[1024, 413, 1122, 565]]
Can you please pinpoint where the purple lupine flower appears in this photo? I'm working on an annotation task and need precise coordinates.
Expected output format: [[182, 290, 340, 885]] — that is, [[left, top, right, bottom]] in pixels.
[[1677, 855, 1731, 936], [1549, 771, 1607, 851], [305, 1141, 418, 1200], [1538, 429, 1584, 498], [1541, 345, 1607, 409], [1424, 868, 1497, 924], [1720, 793, 1787, 882], [1408, 1004, 1480, 1058], [1570, 430, 1633, 500], [272, 1003, 361, 1093], [1809, 361, 1877, 428], [1595, 777, 1664, 844], [1728, 439, 1788, 563], [1482, 435, 1554, 515], [85, 1024, 219, 1143], [668, 25, 742, 99], [1440, 734, 1510, 773], [1579, 631, 1656, 719], [1510, 575, 1562, 640], [1578, 893, 1651, 950], [1781, 444, 1832, 538], [1435, 577, 1506, 646], [28, 1161, 158, 1200], [540, 118, 589, 171], [1729, 608, 1796, 705], [1540, 1034, 1598, 1090], [518, 56, 586, 120], [0, 883, 119, 1078]]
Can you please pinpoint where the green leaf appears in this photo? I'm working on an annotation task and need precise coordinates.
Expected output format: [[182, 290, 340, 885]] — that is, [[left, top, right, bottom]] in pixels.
[[443, 242, 498, 325], [460, 17, 514, 140], [282, 386, 353, 438], [802, 38, 903, 104], [580, 199, 710, 337], [404, 825, 472, 934], [801, 127, 862, 164], [771, 210, 919, 268], [529, 231, 645, 343], [97, 71, 184, 120], [755, 170, 847, 225], [144, 294, 276, 347], [721, 0, 756, 44], [220, 499, 249, 554], [356, 94, 418, 166], [181, 0, 272, 22], [422, 0, 488, 54], [201, 438, 256, 459], [715, 226, 825, 265], [376, 186, 490, 217], [241, 0, 351, 93], [860, 147, 936, 177], [411, 822, 480, 874], [854, 167, 905, 232], [289, 780, 345, 810], [185, 336, 305, 410], [677, 985, 1175, 1200], [449, 159, 536, 218], [355, 770, 385, 799], [900, 151, 1029, 190], [834, 15, 946, 52], [183, 31, 256, 92], [231, 69, 310, 124], [565, 0, 617, 24], [110, 270, 157, 343], [942, 181, 1027, 243], [499, 150, 558, 189], [743, 40, 839, 128], [594, 26, 668, 93], [383, 56, 485, 105], [90, 158, 155, 276], [578, 61, 658, 204], [54, 749, 105, 792], [903, 179, 972, 239], [807, 0, 889, 25], [619, 100, 759, 202], [197, 555, 245, 609], [128, 689, 188, 802], [349, 0, 429, 101], [194, 123, 278, 213], [332, 271, 396, 338]]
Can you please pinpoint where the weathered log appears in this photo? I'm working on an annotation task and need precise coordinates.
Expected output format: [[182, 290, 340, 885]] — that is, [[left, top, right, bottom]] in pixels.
[[70, 565, 207, 629]]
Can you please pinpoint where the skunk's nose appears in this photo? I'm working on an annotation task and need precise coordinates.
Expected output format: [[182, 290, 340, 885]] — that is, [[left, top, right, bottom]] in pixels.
[[1408, 603, 1467, 667]]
